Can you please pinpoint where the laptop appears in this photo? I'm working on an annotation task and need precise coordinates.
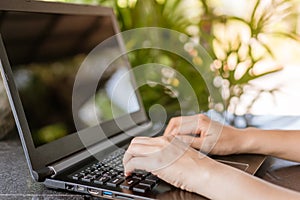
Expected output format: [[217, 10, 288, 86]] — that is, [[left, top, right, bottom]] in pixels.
[[0, 0, 266, 199]]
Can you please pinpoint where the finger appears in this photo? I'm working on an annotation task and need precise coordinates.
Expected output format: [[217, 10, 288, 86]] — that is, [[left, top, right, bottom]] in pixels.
[[124, 155, 165, 176], [123, 136, 172, 166], [122, 150, 132, 173], [168, 120, 205, 136], [124, 157, 146, 176], [122, 137, 151, 166], [163, 117, 179, 136], [123, 143, 160, 167], [131, 136, 166, 145], [128, 143, 161, 156], [164, 115, 207, 136], [175, 135, 203, 149], [164, 116, 196, 136], [176, 133, 221, 154]]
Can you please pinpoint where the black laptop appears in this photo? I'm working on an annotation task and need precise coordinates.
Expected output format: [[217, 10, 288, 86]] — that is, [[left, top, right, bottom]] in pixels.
[[0, 0, 266, 199]]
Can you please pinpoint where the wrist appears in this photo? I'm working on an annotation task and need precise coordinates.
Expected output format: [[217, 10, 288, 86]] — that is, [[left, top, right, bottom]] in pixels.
[[238, 127, 261, 154], [223, 126, 249, 154]]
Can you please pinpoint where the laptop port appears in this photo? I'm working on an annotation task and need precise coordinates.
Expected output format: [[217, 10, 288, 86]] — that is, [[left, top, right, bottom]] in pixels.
[[77, 186, 86, 192], [65, 184, 75, 191], [88, 188, 100, 196], [102, 191, 113, 198], [115, 194, 134, 200]]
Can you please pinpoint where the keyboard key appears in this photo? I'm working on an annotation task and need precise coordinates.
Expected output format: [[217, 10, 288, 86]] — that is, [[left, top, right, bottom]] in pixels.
[[81, 174, 97, 182], [106, 177, 124, 187], [71, 173, 82, 180], [69, 148, 127, 186], [118, 172, 125, 178], [133, 170, 150, 176], [85, 167, 93, 173], [109, 169, 119, 176], [132, 170, 150, 180], [103, 171, 117, 179], [100, 167, 111, 172], [115, 169, 124, 174], [94, 171, 102, 176], [79, 170, 87, 176], [120, 178, 139, 190], [139, 180, 155, 188], [81, 177, 92, 182], [94, 176, 110, 185], [145, 174, 160, 184], [132, 174, 146, 180], [133, 184, 150, 193]]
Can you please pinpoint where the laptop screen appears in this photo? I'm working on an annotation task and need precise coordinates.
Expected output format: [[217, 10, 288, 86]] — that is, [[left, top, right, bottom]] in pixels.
[[1, 11, 140, 147]]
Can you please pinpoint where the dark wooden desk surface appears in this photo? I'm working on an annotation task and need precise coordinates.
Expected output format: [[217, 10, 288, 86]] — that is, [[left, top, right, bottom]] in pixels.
[[1, 115, 300, 199]]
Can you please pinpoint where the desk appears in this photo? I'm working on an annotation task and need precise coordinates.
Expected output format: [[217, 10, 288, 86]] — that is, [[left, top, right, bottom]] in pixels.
[[0, 132, 86, 200], [1, 115, 300, 199]]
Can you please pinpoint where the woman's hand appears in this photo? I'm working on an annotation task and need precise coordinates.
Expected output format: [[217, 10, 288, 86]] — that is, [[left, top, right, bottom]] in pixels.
[[123, 133, 300, 200], [164, 114, 250, 155], [123, 116, 300, 200], [123, 135, 214, 194]]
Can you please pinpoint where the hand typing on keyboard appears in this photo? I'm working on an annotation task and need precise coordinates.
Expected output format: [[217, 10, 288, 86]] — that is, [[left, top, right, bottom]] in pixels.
[[123, 135, 213, 195], [123, 114, 300, 200], [70, 148, 160, 193]]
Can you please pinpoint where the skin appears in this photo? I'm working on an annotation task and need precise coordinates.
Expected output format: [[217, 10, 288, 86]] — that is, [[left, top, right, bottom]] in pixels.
[[123, 114, 300, 200]]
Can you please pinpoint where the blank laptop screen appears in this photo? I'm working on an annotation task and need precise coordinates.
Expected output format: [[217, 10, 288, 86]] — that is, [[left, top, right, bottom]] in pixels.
[[0, 11, 140, 147]]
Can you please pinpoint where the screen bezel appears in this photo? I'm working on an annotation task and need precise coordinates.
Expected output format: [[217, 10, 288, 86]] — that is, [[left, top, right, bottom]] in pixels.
[[0, 0, 148, 170]]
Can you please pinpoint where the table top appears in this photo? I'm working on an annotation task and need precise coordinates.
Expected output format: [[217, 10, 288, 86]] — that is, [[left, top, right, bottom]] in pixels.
[[1, 115, 300, 199], [0, 132, 88, 200]]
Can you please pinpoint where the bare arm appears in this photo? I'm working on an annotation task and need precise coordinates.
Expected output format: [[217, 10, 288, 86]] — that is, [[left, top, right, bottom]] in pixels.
[[197, 156, 300, 200], [164, 114, 300, 162], [123, 136, 300, 200], [242, 128, 300, 162]]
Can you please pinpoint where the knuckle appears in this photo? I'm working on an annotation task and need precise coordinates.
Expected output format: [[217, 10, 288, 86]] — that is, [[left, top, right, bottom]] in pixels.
[[198, 114, 208, 123], [131, 137, 138, 144], [127, 144, 137, 154], [169, 117, 180, 124], [198, 114, 205, 120], [158, 136, 169, 146], [165, 134, 174, 142]]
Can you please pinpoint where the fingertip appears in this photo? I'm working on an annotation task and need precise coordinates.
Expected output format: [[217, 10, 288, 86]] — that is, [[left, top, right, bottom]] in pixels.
[[130, 137, 138, 144], [131, 136, 150, 144], [125, 172, 132, 177]]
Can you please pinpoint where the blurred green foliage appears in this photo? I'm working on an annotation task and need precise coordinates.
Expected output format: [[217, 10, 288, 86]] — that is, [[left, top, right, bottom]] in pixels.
[[55, 0, 210, 116], [34, 123, 68, 146], [46, 0, 300, 115]]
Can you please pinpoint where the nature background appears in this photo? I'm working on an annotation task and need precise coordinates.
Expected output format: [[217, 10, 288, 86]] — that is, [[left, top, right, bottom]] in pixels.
[[44, 0, 300, 118], [1, 0, 300, 140]]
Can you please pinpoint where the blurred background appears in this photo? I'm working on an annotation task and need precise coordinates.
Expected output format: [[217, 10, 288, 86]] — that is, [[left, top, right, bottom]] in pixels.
[[1, 0, 300, 140], [43, 0, 300, 116]]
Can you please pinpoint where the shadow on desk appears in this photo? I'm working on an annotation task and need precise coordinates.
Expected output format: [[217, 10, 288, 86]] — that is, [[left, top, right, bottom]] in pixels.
[[257, 156, 300, 192]]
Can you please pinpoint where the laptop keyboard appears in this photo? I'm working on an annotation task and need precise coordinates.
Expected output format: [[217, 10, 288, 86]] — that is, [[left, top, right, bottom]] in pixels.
[[69, 148, 159, 193]]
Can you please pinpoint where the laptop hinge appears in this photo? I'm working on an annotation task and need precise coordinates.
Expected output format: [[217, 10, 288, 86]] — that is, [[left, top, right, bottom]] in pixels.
[[33, 166, 56, 182]]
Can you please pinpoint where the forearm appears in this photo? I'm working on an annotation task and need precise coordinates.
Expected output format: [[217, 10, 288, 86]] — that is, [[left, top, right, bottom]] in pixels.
[[195, 158, 300, 200], [240, 128, 300, 162]]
